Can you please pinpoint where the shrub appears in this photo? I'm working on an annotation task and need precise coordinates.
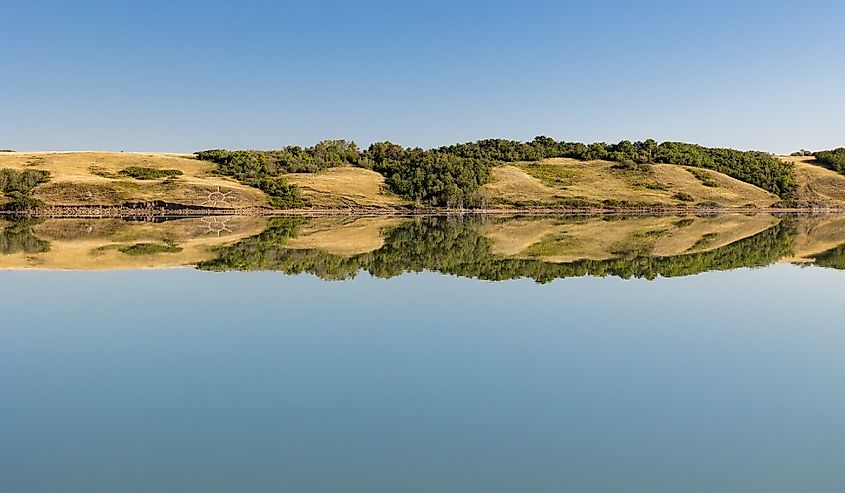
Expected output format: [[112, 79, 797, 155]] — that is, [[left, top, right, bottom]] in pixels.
[[0, 168, 50, 193], [248, 177, 304, 208], [687, 168, 720, 187], [118, 242, 183, 255], [118, 166, 184, 180], [0, 169, 50, 211]]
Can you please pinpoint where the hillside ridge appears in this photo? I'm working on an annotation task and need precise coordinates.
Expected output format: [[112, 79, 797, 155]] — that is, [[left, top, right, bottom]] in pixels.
[[1, 149, 844, 215]]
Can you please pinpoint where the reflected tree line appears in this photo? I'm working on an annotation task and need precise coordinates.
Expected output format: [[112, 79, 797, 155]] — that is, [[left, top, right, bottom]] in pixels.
[[7, 215, 845, 278], [197, 216, 800, 282]]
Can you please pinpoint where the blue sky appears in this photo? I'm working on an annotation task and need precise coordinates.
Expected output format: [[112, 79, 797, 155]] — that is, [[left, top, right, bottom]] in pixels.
[[3, 0, 844, 153]]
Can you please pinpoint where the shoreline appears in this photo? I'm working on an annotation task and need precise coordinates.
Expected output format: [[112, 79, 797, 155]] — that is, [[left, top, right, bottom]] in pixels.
[[2, 205, 845, 219]]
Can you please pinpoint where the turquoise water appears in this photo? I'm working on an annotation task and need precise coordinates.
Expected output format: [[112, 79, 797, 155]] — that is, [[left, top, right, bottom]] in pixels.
[[1, 264, 844, 492]]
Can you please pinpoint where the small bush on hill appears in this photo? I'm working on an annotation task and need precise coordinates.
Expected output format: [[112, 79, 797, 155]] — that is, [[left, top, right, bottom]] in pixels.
[[119, 166, 184, 180], [118, 242, 183, 255]]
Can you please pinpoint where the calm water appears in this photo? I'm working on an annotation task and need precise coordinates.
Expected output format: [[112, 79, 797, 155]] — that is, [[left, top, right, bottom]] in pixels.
[[2, 214, 845, 492]]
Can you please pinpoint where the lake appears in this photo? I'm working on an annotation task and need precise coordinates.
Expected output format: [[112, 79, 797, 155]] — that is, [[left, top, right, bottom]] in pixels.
[[2, 214, 845, 492]]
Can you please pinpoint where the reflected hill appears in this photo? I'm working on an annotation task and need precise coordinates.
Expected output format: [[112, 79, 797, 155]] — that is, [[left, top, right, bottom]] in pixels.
[[0, 217, 268, 270], [198, 214, 799, 282], [6, 213, 845, 278]]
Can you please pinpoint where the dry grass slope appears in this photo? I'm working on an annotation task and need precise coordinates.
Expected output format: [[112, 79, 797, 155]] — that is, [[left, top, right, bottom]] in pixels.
[[785, 156, 845, 207], [285, 217, 407, 256], [480, 158, 778, 208], [0, 152, 268, 208], [784, 214, 845, 263], [285, 167, 409, 208], [479, 214, 779, 263], [0, 216, 268, 270]]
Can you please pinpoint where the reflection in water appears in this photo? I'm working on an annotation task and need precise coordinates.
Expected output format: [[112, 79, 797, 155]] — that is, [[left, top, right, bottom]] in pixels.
[[0, 219, 51, 255], [3, 216, 845, 493], [199, 216, 798, 281], [3, 213, 845, 278]]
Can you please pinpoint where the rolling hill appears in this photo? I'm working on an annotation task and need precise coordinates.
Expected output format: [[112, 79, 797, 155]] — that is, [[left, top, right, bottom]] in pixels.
[[2, 151, 845, 213]]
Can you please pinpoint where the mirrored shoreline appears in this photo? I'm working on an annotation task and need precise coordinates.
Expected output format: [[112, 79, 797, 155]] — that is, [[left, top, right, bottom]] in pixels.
[[3, 213, 845, 280]]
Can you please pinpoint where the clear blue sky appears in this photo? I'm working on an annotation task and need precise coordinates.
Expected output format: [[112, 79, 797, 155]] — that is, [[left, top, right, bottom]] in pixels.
[[3, 0, 844, 153]]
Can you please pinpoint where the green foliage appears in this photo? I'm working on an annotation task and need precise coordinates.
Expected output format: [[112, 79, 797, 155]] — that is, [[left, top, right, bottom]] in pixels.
[[0, 168, 51, 211], [248, 177, 304, 208], [0, 220, 51, 254], [0, 168, 51, 194], [89, 166, 119, 178], [1, 193, 46, 211], [118, 166, 184, 180], [814, 148, 845, 175], [687, 168, 720, 187], [673, 192, 695, 202], [198, 218, 304, 272], [812, 243, 845, 270], [118, 242, 182, 255], [195, 140, 360, 177], [362, 144, 491, 207], [199, 216, 796, 283]]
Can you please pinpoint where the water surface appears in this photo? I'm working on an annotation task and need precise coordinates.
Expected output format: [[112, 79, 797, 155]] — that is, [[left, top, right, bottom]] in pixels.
[[2, 214, 845, 492]]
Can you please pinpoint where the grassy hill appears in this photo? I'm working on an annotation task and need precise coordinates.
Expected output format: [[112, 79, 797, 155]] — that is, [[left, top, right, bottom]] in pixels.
[[1, 150, 844, 213], [783, 156, 845, 207], [284, 167, 408, 208], [0, 152, 268, 209], [479, 158, 778, 209]]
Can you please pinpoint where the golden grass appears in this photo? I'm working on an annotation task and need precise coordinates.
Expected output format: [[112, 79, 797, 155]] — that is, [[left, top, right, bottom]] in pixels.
[[785, 156, 845, 206], [479, 158, 778, 208], [285, 217, 407, 256], [6, 152, 833, 212], [784, 214, 845, 263], [285, 167, 409, 208], [0, 152, 268, 208], [0, 217, 268, 270], [479, 214, 779, 263]]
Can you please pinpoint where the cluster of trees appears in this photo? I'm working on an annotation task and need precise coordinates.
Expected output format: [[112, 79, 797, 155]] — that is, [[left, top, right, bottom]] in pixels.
[[199, 216, 796, 282], [360, 142, 491, 207], [195, 140, 361, 176], [814, 148, 845, 174], [195, 137, 797, 208], [0, 168, 51, 210], [791, 149, 814, 157]]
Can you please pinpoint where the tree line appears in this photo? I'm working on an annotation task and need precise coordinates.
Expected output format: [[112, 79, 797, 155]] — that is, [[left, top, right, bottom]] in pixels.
[[195, 137, 797, 208]]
